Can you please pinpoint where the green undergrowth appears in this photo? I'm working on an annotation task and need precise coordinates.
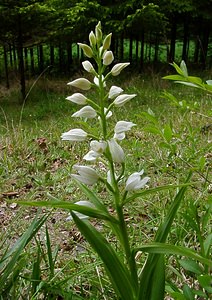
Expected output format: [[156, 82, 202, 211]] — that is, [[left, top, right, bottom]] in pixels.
[[0, 74, 211, 299]]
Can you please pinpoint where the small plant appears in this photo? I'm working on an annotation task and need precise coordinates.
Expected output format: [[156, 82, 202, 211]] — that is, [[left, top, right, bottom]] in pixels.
[[18, 24, 211, 299]]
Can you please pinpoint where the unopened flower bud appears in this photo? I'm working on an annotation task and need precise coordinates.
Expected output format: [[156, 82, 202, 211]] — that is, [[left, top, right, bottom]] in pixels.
[[95, 21, 102, 43], [72, 106, 97, 119], [109, 86, 123, 99], [108, 138, 125, 163], [82, 60, 95, 73], [66, 93, 87, 105], [103, 33, 112, 50], [114, 94, 136, 107], [61, 129, 87, 141], [78, 43, 93, 58], [68, 78, 92, 90], [111, 63, 130, 76], [89, 31, 96, 47], [103, 51, 114, 66]]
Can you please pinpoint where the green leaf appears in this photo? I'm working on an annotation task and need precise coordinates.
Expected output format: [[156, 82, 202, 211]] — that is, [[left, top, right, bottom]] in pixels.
[[124, 183, 193, 205], [183, 285, 194, 300], [163, 124, 172, 142], [203, 233, 212, 257], [72, 214, 136, 300], [197, 275, 212, 293], [0, 213, 48, 292], [134, 243, 212, 266], [143, 125, 161, 135], [163, 75, 185, 81], [17, 200, 118, 224], [178, 259, 203, 275]]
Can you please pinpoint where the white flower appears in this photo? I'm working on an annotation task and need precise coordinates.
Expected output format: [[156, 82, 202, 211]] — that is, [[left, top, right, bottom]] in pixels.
[[72, 106, 97, 119], [83, 140, 107, 162], [114, 121, 136, 140], [61, 129, 87, 141], [89, 31, 96, 47], [109, 86, 123, 99], [102, 33, 112, 50], [77, 43, 93, 58], [68, 78, 92, 90], [71, 165, 99, 185], [108, 138, 125, 163], [111, 63, 130, 76], [125, 170, 150, 191], [66, 93, 87, 105], [94, 75, 106, 87], [103, 51, 114, 66], [66, 200, 95, 221], [83, 150, 100, 162], [82, 60, 95, 73], [90, 140, 107, 153], [114, 94, 136, 107], [98, 107, 112, 121]]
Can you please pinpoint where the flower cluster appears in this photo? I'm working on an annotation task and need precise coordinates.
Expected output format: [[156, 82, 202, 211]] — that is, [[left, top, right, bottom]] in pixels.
[[62, 22, 149, 212]]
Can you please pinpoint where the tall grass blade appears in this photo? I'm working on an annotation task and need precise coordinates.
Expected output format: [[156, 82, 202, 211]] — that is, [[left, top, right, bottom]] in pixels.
[[72, 213, 137, 300], [0, 212, 48, 293], [138, 174, 191, 299]]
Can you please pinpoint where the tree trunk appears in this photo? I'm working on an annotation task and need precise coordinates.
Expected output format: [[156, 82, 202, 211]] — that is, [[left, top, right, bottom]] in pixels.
[[139, 31, 144, 72], [17, 14, 26, 101], [169, 16, 177, 62], [3, 45, 9, 89], [182, 15, 189, 62], [67, 43, 72, 72], [13, 42, 17, 71], [129, 35, 133, 63], [39, 44, 44, 72], [199, 22, 210, 68], [50, 45, 54, 66], [9, 44, 13, 67], [30, 47, 35, 75], [119, 34, 124, 61]]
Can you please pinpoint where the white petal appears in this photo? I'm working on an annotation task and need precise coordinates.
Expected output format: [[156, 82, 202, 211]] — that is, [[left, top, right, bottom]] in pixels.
[[72, 106, 97, 118], [68, 78, 92, 90], [114, 132, 125, 140], [108, 139, 125, 163], [109, 86, 123, 99], [103, 51, 114, 66], [111, 63, 130, 76], [83, 150, 100, 162], [66, 200, 95, 221], [114, 94, 136, 107], [82, 60, 95, 73], [94, 76, 106, 87], [61, 129, 87, 141], [90, 140, 107, 153], [114, 121, 136, 133], [66, 93, 87, 105]]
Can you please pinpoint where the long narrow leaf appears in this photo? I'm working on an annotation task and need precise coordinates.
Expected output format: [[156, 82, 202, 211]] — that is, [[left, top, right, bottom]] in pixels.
[[17, 200, 118, 223], [124, 183, 193, 205], [0, 213, 48, 291], [138, 174, 191, 299], [134, 243, 212, 267], [72, 213, 137, 300]]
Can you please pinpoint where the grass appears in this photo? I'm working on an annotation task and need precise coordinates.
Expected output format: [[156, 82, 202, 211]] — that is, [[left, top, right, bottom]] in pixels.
[[0, 72, 211, 299]]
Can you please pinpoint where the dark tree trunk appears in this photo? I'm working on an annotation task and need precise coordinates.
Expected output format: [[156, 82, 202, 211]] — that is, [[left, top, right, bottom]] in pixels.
[[199, 22, 210, 68], [13, 42, 17, 71], [39, 44, 44, 72], [129, 35, 133, 62], [9, 44, 13, 67], [30, 47, 35, 75], [135, 37, 139, 62], [3, 45, 9, 89], [182, 15, 189, 62], [119, 34, 124, 61], [24, 47, 28, 73], [169, 16, 177, 62], [139, 31, 144, 72], [17, 14, 26, 101], [50, 45, 54, 66], [154, 35, 159, 63], [67, 43, 72, 72], [194, 36, 200, 63]]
